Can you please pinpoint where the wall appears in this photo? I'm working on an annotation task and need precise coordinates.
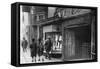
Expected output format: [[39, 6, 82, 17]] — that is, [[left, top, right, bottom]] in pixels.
[[63, 13, 91, 28], [62, 13, 93, 60], [48, 7, 56, 18]]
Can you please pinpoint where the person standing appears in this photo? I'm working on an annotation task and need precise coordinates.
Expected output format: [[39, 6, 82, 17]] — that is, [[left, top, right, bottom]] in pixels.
[[30, 38, 37, 62], [37, 38, 44, 61], [45, 37, 53, 60], [22, 37, 28, 52]]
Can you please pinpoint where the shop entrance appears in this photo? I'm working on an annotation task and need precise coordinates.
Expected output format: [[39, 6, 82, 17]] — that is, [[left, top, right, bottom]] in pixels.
[[64, 25, 91, 60], [45, 32, 62, 59]]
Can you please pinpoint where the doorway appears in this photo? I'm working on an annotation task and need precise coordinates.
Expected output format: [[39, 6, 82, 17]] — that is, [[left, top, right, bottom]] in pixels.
[[63, 25, 91, 60]]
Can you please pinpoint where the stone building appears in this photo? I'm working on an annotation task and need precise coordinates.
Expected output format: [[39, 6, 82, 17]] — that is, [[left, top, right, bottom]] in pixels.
[[20, 5, 48, 45], [35, 8, 96, 60], [20, 6, 96, 61]]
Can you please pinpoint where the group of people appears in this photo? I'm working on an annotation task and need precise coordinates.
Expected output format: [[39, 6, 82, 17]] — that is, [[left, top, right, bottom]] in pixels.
[[21, 37, 53, 62]]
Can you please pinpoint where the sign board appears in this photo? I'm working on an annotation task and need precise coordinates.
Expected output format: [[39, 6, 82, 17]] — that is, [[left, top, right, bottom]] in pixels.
[[57, 8, 91, 18]]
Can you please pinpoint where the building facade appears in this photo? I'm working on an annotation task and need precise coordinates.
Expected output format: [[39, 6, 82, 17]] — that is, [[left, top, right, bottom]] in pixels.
[[20, 6, 96, 61], [36, 8, 96, 60], [20, 5, 48, 45]]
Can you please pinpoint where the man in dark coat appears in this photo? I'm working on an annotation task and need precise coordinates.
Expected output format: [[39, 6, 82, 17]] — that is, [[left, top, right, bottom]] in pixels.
[[30, 38, 37, 62], [37, 38, 44, 61], [22, 37, 28, 52], [45, 37, 52, 60]]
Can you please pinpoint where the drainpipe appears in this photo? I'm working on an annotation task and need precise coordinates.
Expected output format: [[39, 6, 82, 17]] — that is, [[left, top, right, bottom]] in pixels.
[[37, 25, 40, 39]]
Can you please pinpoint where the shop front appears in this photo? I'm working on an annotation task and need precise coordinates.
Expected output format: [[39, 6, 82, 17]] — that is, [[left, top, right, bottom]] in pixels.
[[38, 11, 96, 61], [42, 24, 63, 58], [62, 13, 95, 61]]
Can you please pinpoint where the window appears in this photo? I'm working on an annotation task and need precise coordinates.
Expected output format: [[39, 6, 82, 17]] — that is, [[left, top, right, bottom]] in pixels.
[[39, 14, 45, 20], [36, 14, 45, 21]]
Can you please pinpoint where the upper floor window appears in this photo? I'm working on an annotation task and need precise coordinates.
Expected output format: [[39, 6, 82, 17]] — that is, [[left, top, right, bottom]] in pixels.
[[36, 14, 45, 21]]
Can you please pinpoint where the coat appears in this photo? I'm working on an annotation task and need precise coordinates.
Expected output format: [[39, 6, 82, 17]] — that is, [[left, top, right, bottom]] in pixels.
[[22, 40, 28, 49], [30, 42, 37, 57], [45, 39, 52, 52]]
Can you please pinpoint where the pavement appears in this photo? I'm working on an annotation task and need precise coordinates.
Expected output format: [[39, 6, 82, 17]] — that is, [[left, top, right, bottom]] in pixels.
[[20, 47, 62, 64]]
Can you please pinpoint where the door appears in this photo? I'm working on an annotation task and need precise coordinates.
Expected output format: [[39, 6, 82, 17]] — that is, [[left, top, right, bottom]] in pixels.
[[63, 29, 75, 60]]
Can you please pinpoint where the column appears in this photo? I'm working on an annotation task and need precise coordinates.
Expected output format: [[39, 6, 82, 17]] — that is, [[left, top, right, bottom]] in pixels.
[[91, 15, 95, 59], [37, 25, 40, 39]]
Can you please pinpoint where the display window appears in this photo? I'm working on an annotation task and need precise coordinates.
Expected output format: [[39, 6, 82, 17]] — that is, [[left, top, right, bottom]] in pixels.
[[45, 32, 62, 54]]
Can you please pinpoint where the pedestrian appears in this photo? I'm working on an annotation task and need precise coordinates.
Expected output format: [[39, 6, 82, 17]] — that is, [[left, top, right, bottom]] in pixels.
[[22, 37, 28, 52], [30, 38, 37, 62], [45, 36, 53, 60], [37, 38, 44, 61]]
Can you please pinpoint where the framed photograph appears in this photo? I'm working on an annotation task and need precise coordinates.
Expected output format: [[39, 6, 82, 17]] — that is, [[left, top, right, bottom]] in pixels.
[[11, 2, 97, 67]]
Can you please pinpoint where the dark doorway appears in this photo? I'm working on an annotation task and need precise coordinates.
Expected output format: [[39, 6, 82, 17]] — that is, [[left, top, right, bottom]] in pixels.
[[64, 25, 91, 60], [74, 25, 91, 59]]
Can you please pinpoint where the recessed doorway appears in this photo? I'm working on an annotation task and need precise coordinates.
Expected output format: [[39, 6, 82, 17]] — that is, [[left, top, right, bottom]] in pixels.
[[63, 25, 91, 60]]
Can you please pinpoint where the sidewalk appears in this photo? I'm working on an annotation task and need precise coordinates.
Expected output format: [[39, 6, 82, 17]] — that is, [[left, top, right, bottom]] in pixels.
[[20, 47, 62, 64]]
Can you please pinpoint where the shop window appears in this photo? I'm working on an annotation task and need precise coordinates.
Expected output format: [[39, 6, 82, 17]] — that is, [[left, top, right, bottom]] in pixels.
[[45, 32, 62, 54]]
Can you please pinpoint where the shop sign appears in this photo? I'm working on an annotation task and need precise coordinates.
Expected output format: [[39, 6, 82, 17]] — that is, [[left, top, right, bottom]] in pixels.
[[57, 8, 91, 18]]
